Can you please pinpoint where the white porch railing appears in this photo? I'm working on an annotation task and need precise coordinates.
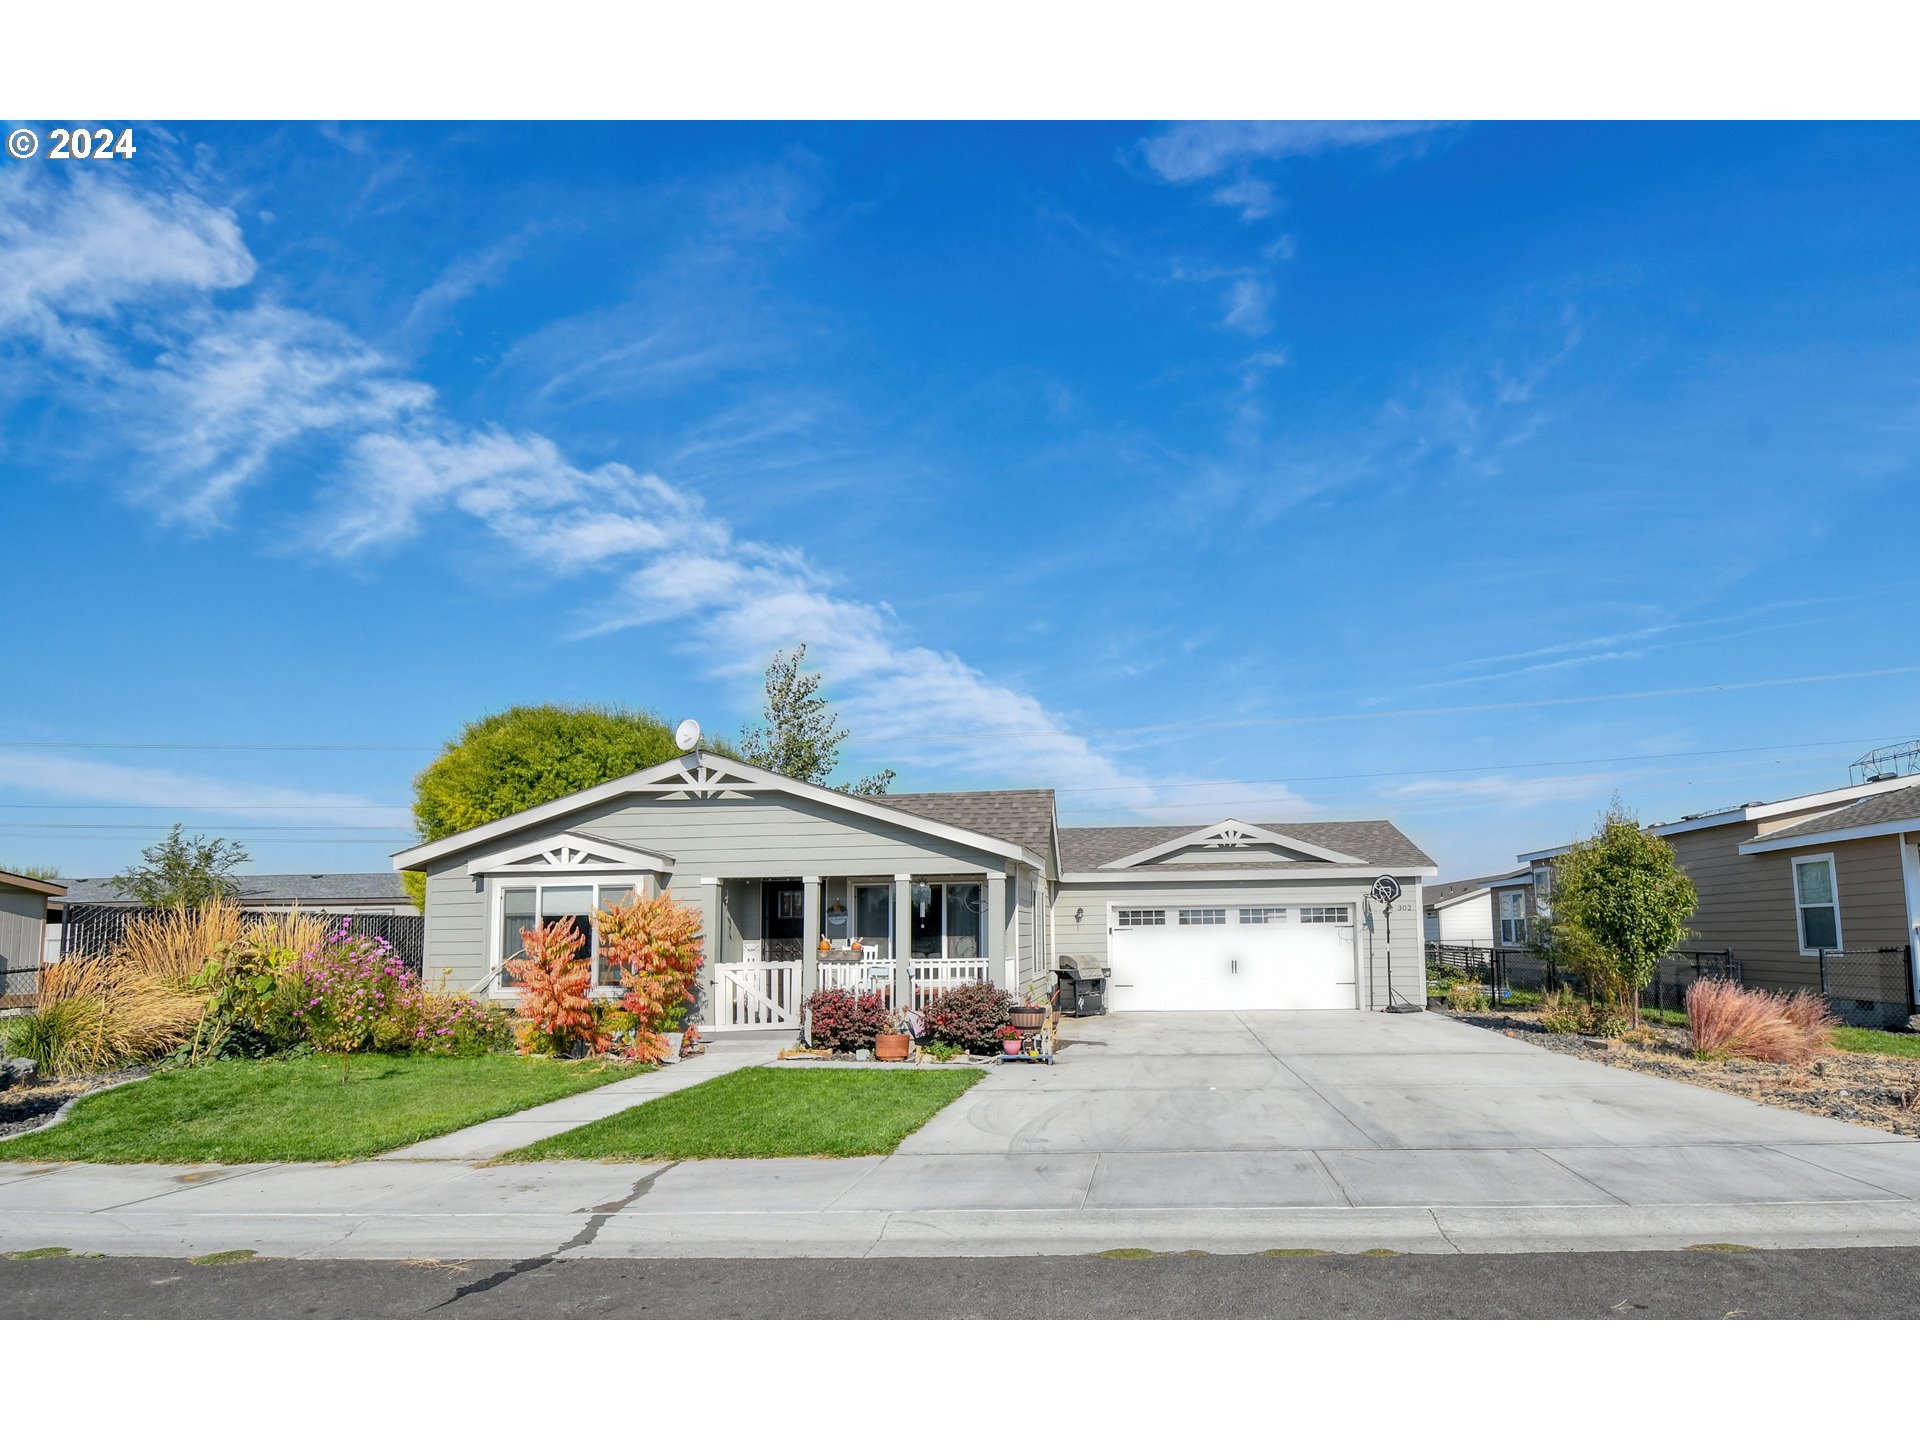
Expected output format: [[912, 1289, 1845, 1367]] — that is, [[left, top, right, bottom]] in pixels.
[[813, 956, 992, 1008], [713, 960, 800, 1029]]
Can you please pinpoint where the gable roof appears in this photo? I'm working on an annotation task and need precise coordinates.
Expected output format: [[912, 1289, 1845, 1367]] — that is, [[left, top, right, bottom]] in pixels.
[[1058, 820, 1433, 876], [1738, 783, 1920, 854], [1096, 818, 1365, 869], [865, 789, 1056, 862], [63, 872, 409, 905], [0, 869, 65, 898], [391, 752, 1046, 871], [1425, 869, 1525, 908]]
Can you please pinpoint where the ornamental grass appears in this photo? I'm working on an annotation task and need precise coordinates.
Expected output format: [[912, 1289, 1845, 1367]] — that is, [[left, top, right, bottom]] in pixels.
[[1685, 978, 1836, 1064]]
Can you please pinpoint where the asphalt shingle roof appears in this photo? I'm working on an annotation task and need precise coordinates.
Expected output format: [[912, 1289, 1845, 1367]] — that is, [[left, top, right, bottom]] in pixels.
[[867, 790, 1057, 860], [1751, 784, 1920, 846], [1057, 820, 1433, 874], [1425, 869, 1527, 906], [64, 872, 413, 905]]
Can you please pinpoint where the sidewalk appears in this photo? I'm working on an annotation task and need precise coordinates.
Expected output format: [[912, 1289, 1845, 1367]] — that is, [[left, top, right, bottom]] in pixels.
[[385, 1038, 784, 1160]]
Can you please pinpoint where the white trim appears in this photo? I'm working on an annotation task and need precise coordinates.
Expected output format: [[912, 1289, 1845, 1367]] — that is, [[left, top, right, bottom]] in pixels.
[[1059, 865, 1436, 884], [486, 874, 645, 996], [1740, 813, 1920, 854], [1790, 852, 1843, 957], [1098, 818, 1365, 870], [1428, 886, 1492, 911], [1899, 834, 1920, 1009], [463, 830, 673, 877], [392, 751, 1041, 872]]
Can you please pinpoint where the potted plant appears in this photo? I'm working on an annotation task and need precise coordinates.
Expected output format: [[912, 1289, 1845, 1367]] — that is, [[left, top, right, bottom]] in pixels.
[[995, 1024, 1025, 1057], [874, 1013, 910, 1062], [658, 1001, 687, 1063]]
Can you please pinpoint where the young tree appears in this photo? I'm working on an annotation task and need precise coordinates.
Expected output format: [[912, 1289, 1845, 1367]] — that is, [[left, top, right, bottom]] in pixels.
[[1551, 806, 1699, 1027], [112, 824, 249, 907], [597, 891, 705, 1059], [408, 705, 724, 907], [739, 645, 895, 794]]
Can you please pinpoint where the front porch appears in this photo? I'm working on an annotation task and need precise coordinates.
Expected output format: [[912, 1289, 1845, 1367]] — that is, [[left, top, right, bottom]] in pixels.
[[705, 872, 1011, 1030]]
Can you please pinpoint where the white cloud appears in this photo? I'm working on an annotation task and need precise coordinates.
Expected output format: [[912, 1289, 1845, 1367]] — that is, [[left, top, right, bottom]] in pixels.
[[0, 753, 409, 825], [0, 169, 1306, 822], [1223, 277, 1273, 335], [1210, 178, 1278, 220], [1140, 121, 1448, 183]]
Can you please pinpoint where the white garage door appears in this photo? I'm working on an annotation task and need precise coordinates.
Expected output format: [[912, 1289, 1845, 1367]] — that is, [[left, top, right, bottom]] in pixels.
[[1106, 902, 1359, 1011]]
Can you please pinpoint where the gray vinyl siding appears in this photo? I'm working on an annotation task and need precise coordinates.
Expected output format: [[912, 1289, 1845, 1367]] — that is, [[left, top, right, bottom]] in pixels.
[[0, 887, 47, 994], [1667, 823, 1914, 1005], [415, 791, 1021, 1000], [1052, 877, 1426, 1010]]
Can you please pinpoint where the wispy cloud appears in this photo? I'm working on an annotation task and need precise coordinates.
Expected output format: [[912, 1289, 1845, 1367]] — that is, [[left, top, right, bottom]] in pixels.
[[0, 168, 1300, 821], [404, 223, 544, 335], [0, 753, 409, 825], [1222, 277, 1273, 335], [1210, 178, 1278, 220], [1140, 121, 1451, 184]]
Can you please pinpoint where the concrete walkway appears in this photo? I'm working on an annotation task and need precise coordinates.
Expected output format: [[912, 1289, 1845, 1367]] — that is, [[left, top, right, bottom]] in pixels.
[[385, 1037, 785, 1160], [7, 1012, 1920, 1260]]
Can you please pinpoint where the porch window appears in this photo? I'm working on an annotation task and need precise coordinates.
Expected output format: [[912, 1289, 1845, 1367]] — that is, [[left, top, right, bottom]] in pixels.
[[852, 882, 893, 957], [497, 879, 637, 989], [910, 881, 985, 958], [1793, 855, 1842, 954]]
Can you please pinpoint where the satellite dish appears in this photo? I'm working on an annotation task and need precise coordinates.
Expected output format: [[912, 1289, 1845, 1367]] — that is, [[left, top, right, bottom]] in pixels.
[[674, 718, 702, 753]]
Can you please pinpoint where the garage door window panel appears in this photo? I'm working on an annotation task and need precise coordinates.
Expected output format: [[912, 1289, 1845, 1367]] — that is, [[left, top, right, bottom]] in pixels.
[[1300, 906, 1351, 925], [1179, 908, 1227, 925]]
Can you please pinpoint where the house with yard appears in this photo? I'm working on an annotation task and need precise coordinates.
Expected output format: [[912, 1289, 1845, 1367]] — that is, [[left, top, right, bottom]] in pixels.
[[0, 869, 64, 1008], [1423, 869, 1525, 946], [1518, 772, 1920, 1027], [392, 750, 1436, 1030], [59, 871, 417, 914]]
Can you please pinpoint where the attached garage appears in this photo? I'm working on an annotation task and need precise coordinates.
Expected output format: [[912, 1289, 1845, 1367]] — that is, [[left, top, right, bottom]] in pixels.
[[1048, 819, 1435, 1013], [1105, 900, 1360, 1011]]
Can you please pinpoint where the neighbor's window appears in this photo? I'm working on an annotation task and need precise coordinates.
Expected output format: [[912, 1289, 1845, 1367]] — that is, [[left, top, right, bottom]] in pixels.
[[1793, 856, 1842, 953], [1115, 908, 1165, 927], [498, 879, 636, 989], [1499, 890, 1528, 946], [1179, 908, 1227, 926], [1299, 906, 1351, 925], [1239, 907, 1288, 924], [1531, 866, 1555, 918]]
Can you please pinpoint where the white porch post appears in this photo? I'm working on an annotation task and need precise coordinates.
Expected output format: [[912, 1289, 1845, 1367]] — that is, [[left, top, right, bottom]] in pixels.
[[893, 873, 913, 1008], [801, 875, 822, 1002], [700, 876, 721, 1028], [987, 870, 1009, 993]]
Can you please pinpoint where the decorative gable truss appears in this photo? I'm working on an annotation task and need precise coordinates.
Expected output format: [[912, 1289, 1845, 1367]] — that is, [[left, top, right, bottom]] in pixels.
[[1099, 819, 1366, 870], [464, 831, 675, 877], [644, 755, 776, 802]]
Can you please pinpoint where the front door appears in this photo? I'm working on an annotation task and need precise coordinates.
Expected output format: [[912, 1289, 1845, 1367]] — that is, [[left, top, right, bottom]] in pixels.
[[762, 881, 804, 964]]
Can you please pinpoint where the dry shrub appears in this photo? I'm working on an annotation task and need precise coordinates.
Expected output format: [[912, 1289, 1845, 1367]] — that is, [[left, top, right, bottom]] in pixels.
[[115, 900, 244, 984], [30, 952, 203, 1074], [1686, 978, 1835, 1064]]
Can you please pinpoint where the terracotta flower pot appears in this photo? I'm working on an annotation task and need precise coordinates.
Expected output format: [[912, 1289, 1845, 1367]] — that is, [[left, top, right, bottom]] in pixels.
[[875, 1034, 910, 1062]]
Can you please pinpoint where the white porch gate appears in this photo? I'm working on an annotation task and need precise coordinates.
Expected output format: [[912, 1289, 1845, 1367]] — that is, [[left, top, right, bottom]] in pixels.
[[713, 960, 800, 1029]]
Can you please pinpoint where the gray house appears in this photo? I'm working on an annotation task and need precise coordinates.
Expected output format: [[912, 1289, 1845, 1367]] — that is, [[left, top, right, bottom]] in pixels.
[[1, 869, 65, 1006], [392, 751, 1435, 1030]]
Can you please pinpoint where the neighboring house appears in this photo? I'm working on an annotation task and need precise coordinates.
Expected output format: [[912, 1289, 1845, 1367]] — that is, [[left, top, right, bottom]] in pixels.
[[1422, 869, 1526, 946], [1519, 773, 1920, 1026], [391, 750, 1436, 1030], [0, 869, 65, 1007], [59, 872, 417, 914]]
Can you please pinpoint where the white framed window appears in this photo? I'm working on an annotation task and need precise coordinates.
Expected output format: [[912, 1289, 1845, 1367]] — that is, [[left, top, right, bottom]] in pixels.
[[1530, 866, 1554, 919], [1239, 907, 1288, 924], [494, 877, 640, 991], [910, 880, 986, 959], [1179, 908, 1228, 926], [1299, 905, 1351, 925], [1499, 890, 1528, 946], [1115, 908, 1165, 927], [1792, 854, 1842, 954]]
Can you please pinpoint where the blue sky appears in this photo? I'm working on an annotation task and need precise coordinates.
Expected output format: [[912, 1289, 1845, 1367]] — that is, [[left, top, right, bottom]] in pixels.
[[2, 120, 1917, 883]]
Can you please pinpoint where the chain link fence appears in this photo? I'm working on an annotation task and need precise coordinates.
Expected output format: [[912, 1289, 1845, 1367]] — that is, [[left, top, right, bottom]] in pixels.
[[59, 903, 424, 975], [1816, 946, 1915, 1030], [1425, 941, 1739, 1014]]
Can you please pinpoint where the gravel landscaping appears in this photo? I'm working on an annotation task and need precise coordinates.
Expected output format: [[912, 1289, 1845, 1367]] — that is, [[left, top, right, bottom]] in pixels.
[[0, 1071, 146, 1142], [1453, 1011, 1920, 1137]]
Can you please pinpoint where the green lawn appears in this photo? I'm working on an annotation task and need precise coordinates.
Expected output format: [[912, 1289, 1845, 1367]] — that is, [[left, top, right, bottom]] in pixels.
[[1830, 1027, 1920, 1058], [510, 1066, 983, 1161], [0, 1054, 633, 1164]]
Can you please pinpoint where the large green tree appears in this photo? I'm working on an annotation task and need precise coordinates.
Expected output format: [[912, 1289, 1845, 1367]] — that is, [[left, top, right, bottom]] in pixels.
[[1551, 805, 1699, 1026], [739, 645, 894, 794], [112, 825, 249, 907], [406, 705, 714, 908]]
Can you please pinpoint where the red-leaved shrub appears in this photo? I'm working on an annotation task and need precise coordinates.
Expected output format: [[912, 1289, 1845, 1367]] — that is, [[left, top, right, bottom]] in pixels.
[[506, 918, 603, 1057], [1686, 978, 1835, 1064], [923, 981, 1014, 1054], [807, 987, 890, 1052]]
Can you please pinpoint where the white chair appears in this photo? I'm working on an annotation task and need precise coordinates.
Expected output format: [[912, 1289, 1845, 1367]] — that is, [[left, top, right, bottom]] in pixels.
[[742, 941, 763, 964], [859, 943, 880, 962]]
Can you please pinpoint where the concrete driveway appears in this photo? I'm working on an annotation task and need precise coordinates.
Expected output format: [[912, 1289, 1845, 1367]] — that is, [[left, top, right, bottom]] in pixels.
[[895, 1009, 1920, 1211]]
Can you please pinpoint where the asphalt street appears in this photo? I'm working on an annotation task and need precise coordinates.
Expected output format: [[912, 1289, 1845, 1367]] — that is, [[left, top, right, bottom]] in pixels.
[[5, 1246, 1920, 1319]]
